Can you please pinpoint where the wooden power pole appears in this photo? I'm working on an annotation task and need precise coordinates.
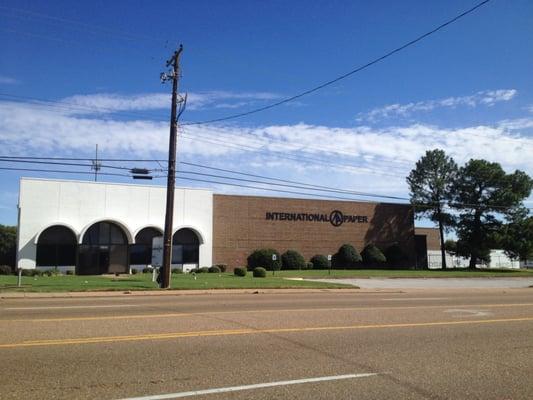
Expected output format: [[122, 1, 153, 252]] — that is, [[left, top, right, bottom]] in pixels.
[[161, 44, 186, 289]]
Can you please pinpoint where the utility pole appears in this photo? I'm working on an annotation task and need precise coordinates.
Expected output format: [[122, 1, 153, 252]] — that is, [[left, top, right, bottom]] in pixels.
[[160, 44, 186, 289], [92, 144, 101, 181]]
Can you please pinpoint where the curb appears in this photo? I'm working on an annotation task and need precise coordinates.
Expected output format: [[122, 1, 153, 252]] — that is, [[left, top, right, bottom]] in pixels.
[[0, 288, 379, 299]]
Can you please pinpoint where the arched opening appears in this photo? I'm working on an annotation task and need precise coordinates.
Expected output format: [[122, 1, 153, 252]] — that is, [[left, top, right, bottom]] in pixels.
[[78, 221, 129, 275], [172, 228, 200, 266], [36, 225, 77, 267], [130, 227, 162, 266]]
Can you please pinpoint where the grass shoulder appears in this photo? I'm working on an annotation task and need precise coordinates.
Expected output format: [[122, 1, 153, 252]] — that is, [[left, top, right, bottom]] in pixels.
[[0, 272, 351, 293]]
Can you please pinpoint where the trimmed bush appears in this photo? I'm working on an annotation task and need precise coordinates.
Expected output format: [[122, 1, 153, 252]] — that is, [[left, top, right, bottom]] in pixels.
[[142, 267, 152, 274], [309, 254, 329, 270], [281, 250, 306, 270], [362, 244, 387, 266], [66, 270, 74, 275], [208, 266, 221, 273], [190, 268, 200, 274], [253, 267, 267, 278], [247, 249, 281, 271], [131, 268, 138, 275], [172, 268, 183, 274], [43, 270, 53, 277], [332, 244, 362, 269], [213, 264, 227, 273], [305, 262, 313, 270], [234, 267, 247, 277], [384, 244, 408, 268], [199, 267, 210, 273], [0, 265, 12, 275]]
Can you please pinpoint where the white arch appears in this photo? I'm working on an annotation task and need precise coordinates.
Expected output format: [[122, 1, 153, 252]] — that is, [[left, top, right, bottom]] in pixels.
[[34, 223, 79, 244], [78, 218, 134, 244], [172, 225, 205, 245], [132, 226, 164, 243]]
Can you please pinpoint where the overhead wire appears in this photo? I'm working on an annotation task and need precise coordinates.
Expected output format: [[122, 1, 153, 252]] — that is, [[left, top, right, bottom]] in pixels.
[[182, 0, 492, 126]]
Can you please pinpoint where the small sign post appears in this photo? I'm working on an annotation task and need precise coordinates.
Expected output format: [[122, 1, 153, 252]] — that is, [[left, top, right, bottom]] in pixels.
[[272, 253, 277, 276], [327, 254, 332, 275], [151, 236, 164, 286]]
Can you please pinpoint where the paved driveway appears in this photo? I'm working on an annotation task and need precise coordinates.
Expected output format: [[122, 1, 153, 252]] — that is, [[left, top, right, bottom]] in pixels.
[[311, 277, 533, 289]]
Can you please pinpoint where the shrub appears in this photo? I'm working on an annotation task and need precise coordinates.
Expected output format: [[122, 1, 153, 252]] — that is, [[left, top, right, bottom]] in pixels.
[[21, 269, 36, 276], [305, 262, 313, 270], [384, 244, 408, 268], [198, 267, 209, 273], [362, 244, 387, 266], [142, 267, 152, 274], [208, 266, 221, 273], [247, 249, 281, 271], [131, 268, 138, 275], [213, 264, 227, 272], [43, 270, 53, 277], [332, 244, 362, 269], [171, 268, 182, 274], [309, 255, 329, 270], [66, 270, 74, 275], [0, 265, 12, 275], [253, 267, 267, 278], [281, 250, 306, 270], [234, 267, 247, 277], [190, 268, 200, 274]]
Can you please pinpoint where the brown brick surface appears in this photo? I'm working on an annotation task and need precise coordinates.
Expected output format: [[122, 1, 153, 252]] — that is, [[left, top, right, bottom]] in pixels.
[[414, 227, 441, 251], [213, 194, 416, 268]]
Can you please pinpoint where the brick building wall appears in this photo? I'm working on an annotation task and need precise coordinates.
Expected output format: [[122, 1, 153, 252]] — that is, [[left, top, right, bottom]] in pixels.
[[414, 227, 441, 251], [213, 194, 415, 268]]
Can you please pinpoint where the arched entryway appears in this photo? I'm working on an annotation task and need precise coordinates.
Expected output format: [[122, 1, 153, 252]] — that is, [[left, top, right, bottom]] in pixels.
[[172, 228, 200, 266], [78, 221, 129, 275], [130, 227, 162, 267], [36, 225, 77, 267]]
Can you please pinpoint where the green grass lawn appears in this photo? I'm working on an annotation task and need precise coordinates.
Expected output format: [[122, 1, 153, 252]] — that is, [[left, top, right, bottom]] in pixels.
[[276, 268, 533, 278], [0, 272, 351, 293], [2, 268, 532, 293]]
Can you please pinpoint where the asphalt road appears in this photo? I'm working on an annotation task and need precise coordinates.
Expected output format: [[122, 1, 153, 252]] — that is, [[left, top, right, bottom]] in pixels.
[[1, 289, 533, 399]]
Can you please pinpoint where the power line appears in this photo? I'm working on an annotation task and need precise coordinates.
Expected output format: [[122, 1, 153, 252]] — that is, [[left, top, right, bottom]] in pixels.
[[173, 169, 409, 201], [177, 128, 406, 178], [0, 5, 163, 43], [0, 158, 131, 171], [183, 0, 492, 126], [0, 167, 129, 177], [177, 162, 408, 200]]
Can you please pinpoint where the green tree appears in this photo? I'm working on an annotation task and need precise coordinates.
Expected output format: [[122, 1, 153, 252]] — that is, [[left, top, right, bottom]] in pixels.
[[407, 149, 458, 269], [451, 160, 533, 269], [499, 207, 533, 262], [0, 225, 17, 269]]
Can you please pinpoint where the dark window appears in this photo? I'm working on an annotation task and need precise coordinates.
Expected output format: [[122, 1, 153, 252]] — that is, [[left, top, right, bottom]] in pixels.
[[36, 226, 77, 266], [172, 229, 200, 264], [130, 228, 162, 265], [78, 222, 128, 275], [82, 222, 127, 245]]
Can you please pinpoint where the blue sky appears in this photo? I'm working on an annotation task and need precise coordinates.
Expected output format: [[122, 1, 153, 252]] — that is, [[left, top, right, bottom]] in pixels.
[[1, 0, 532, 226]]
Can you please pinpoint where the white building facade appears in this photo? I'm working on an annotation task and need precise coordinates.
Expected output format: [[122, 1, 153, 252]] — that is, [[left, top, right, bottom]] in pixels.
[[17, 178, 213, 274]]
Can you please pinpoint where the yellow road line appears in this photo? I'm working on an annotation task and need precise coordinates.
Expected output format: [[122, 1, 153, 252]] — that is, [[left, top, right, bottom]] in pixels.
[[3, 302, 533, 323], [1, 317, 533, 349]]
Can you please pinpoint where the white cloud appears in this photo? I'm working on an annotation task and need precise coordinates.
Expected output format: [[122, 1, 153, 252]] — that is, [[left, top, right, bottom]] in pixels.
[[1, 97, 532, 205], [0, 75, 19, 85], [60, 91, 281, 115], [357, 89, 518, 122]]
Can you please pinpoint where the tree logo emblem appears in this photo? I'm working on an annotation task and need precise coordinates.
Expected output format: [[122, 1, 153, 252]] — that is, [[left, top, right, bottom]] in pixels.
[[329, 210, 344, 227]]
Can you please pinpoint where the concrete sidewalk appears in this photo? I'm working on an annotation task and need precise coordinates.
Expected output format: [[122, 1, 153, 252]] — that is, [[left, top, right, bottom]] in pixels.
[[312, 277, 533, 289]]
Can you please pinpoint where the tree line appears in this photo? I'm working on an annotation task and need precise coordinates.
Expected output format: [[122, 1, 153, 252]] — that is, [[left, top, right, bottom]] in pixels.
[[408, 149, 533, 269]]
